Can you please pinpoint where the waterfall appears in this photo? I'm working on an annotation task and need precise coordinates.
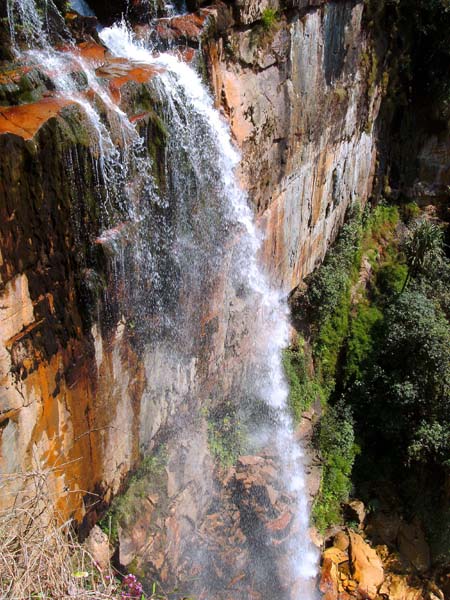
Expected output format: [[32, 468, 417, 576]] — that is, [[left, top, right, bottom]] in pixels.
[[4, 1, 318, 597], [101, 22, 319, 599]]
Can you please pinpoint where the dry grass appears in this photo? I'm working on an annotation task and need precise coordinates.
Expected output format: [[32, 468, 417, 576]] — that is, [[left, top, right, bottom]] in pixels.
[[0, 466, 124, 599]]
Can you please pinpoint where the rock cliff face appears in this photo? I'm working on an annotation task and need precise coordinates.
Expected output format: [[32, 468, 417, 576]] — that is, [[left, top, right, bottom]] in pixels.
[[0, 0, 384, 593], [205, 0, 380, 290], [0, 67, 166, 523]]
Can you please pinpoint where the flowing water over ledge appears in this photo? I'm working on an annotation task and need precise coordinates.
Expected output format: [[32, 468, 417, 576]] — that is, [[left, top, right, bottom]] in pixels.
[[2, 2, 318, 597]]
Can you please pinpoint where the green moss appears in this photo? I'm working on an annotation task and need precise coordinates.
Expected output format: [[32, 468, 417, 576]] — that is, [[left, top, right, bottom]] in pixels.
[[343, 302, 383, 385]]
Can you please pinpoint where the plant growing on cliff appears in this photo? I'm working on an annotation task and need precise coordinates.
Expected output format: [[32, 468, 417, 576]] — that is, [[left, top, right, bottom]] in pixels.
[[282, 337, 325, 422], [402, 219, 445, 290], [312, 401, 359, 532], [206, 402, 244, 469], [99, 449, 167, 545], [349, 289, 450, 468], [261, 8, 279, 31]]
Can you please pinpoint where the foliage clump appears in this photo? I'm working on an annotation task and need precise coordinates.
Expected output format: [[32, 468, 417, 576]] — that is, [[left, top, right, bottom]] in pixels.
[[260, 8, 279, 31], [206, 402, 244, 469], [312, 401, 359, 533], [283, 337, 325, 422], [99, 450, 167, 545]]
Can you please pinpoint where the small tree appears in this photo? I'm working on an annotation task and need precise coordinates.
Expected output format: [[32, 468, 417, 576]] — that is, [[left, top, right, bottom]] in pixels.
[[402, 219, 444, 291]]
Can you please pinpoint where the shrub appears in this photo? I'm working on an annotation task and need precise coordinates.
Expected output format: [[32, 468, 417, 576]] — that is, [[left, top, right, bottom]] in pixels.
[[349, 289, 450, 468], [402, 219, 445, 289], [283, 337, 325, 422], [313, 401, 359, 532]]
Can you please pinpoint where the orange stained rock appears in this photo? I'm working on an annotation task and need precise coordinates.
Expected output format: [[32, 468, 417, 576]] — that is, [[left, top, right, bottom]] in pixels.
[[95, 61, 161, 103], [155, 11, 208, 40], [76, 41, 107, 63], [0, 97, 76, 140], [266, 510, 292, 532]]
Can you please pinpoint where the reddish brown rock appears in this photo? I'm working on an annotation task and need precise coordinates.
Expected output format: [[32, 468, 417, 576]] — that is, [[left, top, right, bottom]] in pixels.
[[333, 531, 350, 552], [348, 531, 384, 599], [84, 525, 112, 571], [155, 11, 210, 43], [0, 97, 75, 139], [320, 557, 340, 600]]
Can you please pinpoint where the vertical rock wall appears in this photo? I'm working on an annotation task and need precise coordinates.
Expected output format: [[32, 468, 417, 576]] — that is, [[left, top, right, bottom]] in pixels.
[[206, 0, 381, 290]]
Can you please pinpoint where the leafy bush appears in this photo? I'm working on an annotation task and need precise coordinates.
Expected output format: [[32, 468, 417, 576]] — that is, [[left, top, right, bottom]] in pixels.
[[402, 219, 445, 289], [313, 401, 359, 532], [283, 337, 325, 422], [349, 289, 450, 469]]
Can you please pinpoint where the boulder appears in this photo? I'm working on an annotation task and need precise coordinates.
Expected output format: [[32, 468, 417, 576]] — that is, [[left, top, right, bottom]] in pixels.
[[348, 531, 384, 599], [379, 574, 424, 600], [366, 511, 400, 546], [319, 557, 339, 600], [84, 525, 112, 571], [343, 499, 367, 529], [333, 530, 350, 552], [323, 547, 349, 565]]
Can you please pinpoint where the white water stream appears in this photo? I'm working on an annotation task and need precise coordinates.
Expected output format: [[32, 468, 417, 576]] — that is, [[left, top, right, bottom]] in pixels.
[[101, 24, 319, 593]]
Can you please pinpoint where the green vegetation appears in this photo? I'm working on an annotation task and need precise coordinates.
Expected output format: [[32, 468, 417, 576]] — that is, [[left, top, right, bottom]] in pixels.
[[286, 202, 426, 532], [402, 219, 445, 290], [288, 196, 449, 550], [99, 449, 167, 544], [206, 402, 244, 469], [348, 288, 450, 470], [260, 8, 279, 31], [305, 203, 399, 393], [312, 401, 359, 532], [283, 337, 325, 422]]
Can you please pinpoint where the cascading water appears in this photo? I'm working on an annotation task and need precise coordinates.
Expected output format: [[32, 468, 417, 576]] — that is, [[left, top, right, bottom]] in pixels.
[[4, 1, 318, 597], [100, 25, 318, 597]]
